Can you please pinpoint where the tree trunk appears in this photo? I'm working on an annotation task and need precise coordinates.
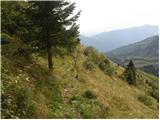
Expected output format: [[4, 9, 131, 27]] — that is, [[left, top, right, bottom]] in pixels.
[[47, 44, 53, 70], [46, 30, 53, 71]]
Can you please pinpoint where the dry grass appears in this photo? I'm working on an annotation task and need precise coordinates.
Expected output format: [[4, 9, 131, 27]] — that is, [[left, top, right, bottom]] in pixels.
[[2, 45, 158, 118]]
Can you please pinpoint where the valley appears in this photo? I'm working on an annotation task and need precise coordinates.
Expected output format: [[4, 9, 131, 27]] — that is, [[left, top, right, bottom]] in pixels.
[[80, 25, 158, 52], [106, 35, 159, 76]]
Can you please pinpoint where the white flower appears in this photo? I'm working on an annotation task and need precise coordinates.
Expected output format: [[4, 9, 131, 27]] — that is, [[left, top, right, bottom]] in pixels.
[[15, 80, 18, 84], [25, 77, 29, 81]]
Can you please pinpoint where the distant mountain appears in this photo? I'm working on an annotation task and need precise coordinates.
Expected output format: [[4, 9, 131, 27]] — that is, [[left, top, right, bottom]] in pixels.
[[80, 25, 159, 52], [106, 35, 159, 76], [79, 35, 95, 46], [107, 35, 159, 58]]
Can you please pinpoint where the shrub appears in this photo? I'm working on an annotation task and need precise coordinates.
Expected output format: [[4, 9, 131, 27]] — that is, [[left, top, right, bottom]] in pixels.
[[99, 59, 114, 76], [72, 97, 111, 118], [1, 33, 13, 45], [83, 90, 97, 99], [84, 47, 106, 65], [137, 94, 152, 107], [69, 95, 81, 105], [83, 60, 96, 71], [93, 54, 106, 65], [84, 46, 97, 56], [103, 59, 110, 64], [2, 34, 30, 58], [52, 46, 68, 56], [114, 71, 118, 75], [150, 88, 159, 102]]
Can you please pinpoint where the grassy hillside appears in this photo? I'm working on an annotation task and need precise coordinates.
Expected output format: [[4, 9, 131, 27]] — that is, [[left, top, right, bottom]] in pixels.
[[1, 43, 159, 119]]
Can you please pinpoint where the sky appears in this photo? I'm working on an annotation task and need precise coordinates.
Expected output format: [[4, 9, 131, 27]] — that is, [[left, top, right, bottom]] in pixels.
[[71, 0, 160, 36]]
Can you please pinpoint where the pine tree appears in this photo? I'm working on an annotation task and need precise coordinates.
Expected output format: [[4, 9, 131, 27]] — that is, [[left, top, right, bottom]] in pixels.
[[124, 60, 136, 85], [28, 1, 81, 70], [1, 1, 31, 42], [1, 1, 35, 57]]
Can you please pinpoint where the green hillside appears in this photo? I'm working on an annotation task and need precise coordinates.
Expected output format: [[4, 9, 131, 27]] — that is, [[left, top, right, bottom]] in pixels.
[[107, 35, 159, 76], [1, 1, 159, 119], [2, 44, 159, 118]]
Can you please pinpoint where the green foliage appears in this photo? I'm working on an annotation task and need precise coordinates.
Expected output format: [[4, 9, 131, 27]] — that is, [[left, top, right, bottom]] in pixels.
[[83, 46, 114, 75], [137, 94, 152, 107], [83, 90, 97, 99], [149, 88, 159, 102], [28, 1, 80, 69], [1, 55, 62, 118], [1, 1, 34, 43], [99, 59, 114, 76], [1, 1, 81, 70], [83, 60, 96, 71], [1, 1, 36, 58], [142, 64, 159, 76], [1, 1, 159, 118], [1, 66, 34, 118], [84, 46, 98, 56], [84, 46, 105, 65], [1, 48, 159, 118], [106, 35, 159, 77], [1, 33, 13, 45], [1, 35, 30, 59], [28, 1, 81, 51], [69, 95, 110, 118], [52, 46, 68, 56], [124, 60, 136, 85], [70, 95, 80, 104], [135, 70, 159, 104]]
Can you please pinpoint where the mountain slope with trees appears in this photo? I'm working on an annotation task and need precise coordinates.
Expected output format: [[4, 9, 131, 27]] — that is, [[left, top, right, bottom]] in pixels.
[[106, 35, 159, 76], [80, 25, 158, 52], [1, 1, 159, 119]]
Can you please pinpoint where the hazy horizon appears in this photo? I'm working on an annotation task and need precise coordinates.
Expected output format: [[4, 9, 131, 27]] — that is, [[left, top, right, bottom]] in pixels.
[[80, 24, 159, 37]]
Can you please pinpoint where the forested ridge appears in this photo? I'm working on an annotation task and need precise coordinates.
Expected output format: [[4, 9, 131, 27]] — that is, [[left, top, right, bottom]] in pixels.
[[1, 1, 159, 119], [106, 35, 159, 76]]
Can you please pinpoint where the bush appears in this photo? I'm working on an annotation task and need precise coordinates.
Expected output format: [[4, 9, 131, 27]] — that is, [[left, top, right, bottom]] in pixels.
[[99, 59, 114, 76], [69, 95, 80, 104], [1, 33, 13, 45], [103, 59, 110, 64], [52, 46, 68, 56], [83, 60, 96, 71], [2, 34, 30, 58], [150, 88, 159, 102], [84, 47, 105, 65], [71, 96, 111, 118], [84, 46, 97, 56], [83, 90, 97, 99], [137, 94, 152, 107]]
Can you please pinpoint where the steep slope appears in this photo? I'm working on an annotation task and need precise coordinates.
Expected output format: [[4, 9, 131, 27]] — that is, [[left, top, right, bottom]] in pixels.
[[80, 25, 158, 52], [2, 44, 159, 119], [106, 35, 159, 76], [107, 35, 159, 58]]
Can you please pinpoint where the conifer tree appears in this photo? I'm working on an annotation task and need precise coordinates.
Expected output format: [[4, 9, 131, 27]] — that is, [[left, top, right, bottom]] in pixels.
[[28, 1, 81, 70], [124, 60, 136, 85], [1, 1, 31, 42]]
